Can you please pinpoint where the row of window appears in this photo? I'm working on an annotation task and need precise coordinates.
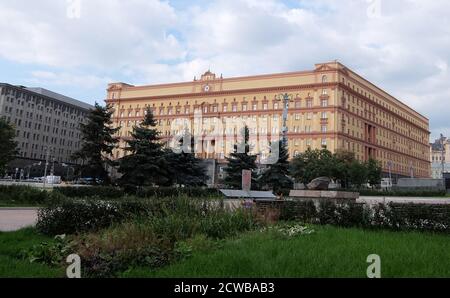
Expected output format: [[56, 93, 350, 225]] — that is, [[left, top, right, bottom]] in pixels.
[[116, 99, 329, 118]]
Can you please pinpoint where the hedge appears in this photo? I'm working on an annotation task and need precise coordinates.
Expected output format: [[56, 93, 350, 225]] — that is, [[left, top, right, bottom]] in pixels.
[[280, 199, 450, 233], [53, 186, 221, 199], [0, 185, 51, 205], [53, 186, 124, 199], [358, 189, 447, 197], [36, 196, 223, 235]]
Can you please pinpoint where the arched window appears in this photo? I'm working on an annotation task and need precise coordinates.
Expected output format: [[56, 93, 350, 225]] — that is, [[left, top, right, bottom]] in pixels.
[[322, 75, 327, 83]]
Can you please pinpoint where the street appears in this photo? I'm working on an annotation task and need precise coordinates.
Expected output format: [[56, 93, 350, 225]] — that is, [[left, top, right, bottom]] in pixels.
[[0, 208, 38, 232]]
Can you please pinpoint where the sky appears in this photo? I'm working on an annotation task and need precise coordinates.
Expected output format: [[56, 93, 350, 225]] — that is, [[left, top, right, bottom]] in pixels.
[[0, 0, 449, 140]]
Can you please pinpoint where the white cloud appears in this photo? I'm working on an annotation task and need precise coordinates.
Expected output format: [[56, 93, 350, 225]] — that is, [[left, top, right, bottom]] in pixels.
[[0, 0, 183, 68], [29, 70, 112, 90], [0, 0, 449, 140]]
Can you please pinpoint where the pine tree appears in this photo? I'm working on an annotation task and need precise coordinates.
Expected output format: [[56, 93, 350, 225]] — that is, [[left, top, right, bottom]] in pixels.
[[259, 140, 293, 193], [72, 103, 119, 184], [0, 118, 18, 175], [223, 126, 257, 189], [118, 107, 170, 188], [166, 130, 207, 187]]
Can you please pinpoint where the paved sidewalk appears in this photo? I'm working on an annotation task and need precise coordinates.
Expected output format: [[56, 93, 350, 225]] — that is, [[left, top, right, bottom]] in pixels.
[[0, 208, 38, 232]]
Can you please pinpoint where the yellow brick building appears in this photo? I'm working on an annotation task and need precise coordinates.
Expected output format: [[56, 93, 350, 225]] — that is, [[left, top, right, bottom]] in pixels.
[[105, 61, 431, 179]]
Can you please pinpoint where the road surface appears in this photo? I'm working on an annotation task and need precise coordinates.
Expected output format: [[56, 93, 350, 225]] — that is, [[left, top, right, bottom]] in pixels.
[[0, 208, 38, 232]]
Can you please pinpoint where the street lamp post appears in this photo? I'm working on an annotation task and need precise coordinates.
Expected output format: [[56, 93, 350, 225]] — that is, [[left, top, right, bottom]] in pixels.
[[440, 133, 445, 179], [275, 93, 294, 146], [43, 147, 52, 188], [387, 160, 393, 187]]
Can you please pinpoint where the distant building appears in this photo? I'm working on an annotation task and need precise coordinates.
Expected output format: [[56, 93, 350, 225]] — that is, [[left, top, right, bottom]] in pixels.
[[0, 83, 93, 178], [106, 61, 431, 181], [430, 136, 450, 179]]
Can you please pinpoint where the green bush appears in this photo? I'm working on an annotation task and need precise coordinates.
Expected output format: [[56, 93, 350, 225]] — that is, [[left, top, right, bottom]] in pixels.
[[280, 199, 450, 233], [280, 200, 317, 223], [23, 234, 74, 266], [72, 222, 175, 278], [358, 189, 447, 197], [135, 187, 221, 198], [36, 197, 252, 236], [53, 186, 221, 199], [53, 186, 124, 199], [36, 197, 154, 235], [0, 185, 50, 205], [33, 195, 259, 277]]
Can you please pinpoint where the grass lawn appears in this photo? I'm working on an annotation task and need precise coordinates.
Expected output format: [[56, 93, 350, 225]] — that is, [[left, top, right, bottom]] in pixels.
[[123, 225, 450, 278], [0, 228, 64, 278], [1, 226, 449, 278]]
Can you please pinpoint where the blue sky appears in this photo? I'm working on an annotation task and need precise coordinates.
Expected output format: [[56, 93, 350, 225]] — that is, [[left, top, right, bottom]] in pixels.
[[0, 0, 449, 140]]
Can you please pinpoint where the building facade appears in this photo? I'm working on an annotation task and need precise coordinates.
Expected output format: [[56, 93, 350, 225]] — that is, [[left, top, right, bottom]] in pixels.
[[430, 137, 450, 179], [0, 83, 93, 178], [106, 61, 431, 180]]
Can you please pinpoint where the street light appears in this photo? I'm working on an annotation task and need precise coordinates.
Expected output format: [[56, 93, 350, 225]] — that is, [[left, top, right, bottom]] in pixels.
[[62, 163, 75, 183], [387, 160, 393, 187], [275, 93, 294, 146], [440, 133, 446, 180], [43, 146, 53, 188]]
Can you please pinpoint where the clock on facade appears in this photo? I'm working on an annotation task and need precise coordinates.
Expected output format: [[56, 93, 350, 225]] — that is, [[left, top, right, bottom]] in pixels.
[[203, 85, 210, 92]]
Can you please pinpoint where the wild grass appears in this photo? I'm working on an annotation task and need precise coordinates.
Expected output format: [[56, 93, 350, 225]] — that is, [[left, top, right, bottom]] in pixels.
[[123, 225, 450, 278], [0, 228, 64, 277]]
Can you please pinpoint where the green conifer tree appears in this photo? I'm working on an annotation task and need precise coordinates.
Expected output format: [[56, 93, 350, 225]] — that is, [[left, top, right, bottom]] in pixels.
[[223, 126, 257, 189], [118, 107, 170, 188], [72, 103, 119, 184]]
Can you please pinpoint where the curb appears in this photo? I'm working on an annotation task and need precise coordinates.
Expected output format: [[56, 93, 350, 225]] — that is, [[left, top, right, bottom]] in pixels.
[[0, 207, 40, 211]]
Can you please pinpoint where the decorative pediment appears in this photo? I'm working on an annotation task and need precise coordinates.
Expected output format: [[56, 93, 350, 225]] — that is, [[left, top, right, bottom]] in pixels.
[[107, 82, 133, 91], [315, 64, 335, 72], [201, 70, 216, 81], [340, 67, 350, 76]]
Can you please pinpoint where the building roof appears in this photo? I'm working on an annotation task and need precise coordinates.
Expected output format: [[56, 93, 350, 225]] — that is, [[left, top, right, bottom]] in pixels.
[[0, 83, 93, 111], [25, 87, 93, 110], [430, 138, 447, 151]]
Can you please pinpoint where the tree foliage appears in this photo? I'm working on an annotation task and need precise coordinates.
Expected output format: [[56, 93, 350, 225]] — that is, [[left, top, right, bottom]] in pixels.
[[258, 141, 293, 193], [223, 126, 257, 189], [118, 107, 170, 188], [290, 148, 336, 184], [366, 158, 382, 186], [291, 148, 382, 189], [0, 118, 18, 174], [71, 103, 119, 184], [166, 130, 207, 187]]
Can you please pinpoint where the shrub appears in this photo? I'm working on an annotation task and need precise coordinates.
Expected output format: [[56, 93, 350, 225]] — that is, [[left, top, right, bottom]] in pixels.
[[358, 189, 447, 197], [0, 185, 50, 205], [72, 222, 174, 277], [42, 199, 258, 277], [280, 199, 450, 233], [36, 196, 252, 236], [135, 187, 221, 198], [36, 197, 154, 235], [54, 186, 124, 199], [200, 208, 258, 239], [376, 203, 450, 232], [23, 234, 74, 266], [280, 200, 317, 223]]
